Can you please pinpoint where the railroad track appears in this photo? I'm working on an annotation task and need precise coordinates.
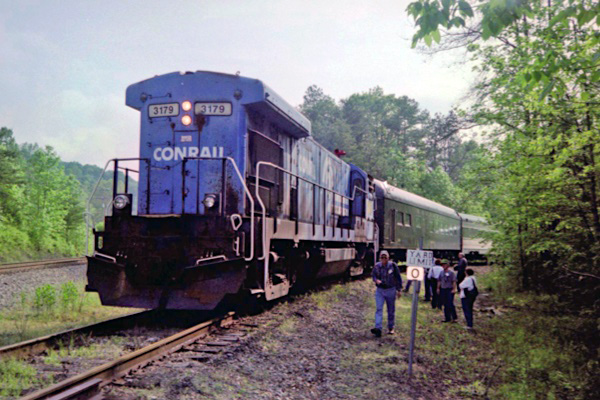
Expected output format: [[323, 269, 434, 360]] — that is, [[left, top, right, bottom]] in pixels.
[[0, 310, 155, 360], [1, 308, 238, 399], [0, 257, 86, 274], [17, 313, 237, 400]]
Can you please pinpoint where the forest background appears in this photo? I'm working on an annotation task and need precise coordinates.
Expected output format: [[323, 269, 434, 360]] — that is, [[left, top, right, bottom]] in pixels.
[[0, 0, 598, 396], [0, 99, 479, 262]]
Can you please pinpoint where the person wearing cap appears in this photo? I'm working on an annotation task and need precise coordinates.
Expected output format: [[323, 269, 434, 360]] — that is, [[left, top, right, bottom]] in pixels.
[[370, 250, 403, 337], [437, 259, 458, 323]]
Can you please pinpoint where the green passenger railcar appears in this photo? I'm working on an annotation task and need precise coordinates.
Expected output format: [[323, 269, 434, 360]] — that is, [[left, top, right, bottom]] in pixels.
[[374, 180, 461, 262]]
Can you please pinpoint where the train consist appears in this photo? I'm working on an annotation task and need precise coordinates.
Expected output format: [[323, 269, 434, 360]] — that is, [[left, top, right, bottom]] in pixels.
[[86, 71, 491, 310]]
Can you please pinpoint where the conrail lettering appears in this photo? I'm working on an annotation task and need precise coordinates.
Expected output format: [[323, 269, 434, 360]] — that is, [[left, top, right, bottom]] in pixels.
[[153, 146, 224, 161]]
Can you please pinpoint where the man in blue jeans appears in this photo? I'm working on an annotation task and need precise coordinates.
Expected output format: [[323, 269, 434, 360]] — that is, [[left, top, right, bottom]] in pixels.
[[371, 250, 403, 337]]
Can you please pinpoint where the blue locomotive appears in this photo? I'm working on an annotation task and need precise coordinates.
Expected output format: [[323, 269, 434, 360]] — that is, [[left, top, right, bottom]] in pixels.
[[86, 71, 490, 310], [87, 71, 376, 309]]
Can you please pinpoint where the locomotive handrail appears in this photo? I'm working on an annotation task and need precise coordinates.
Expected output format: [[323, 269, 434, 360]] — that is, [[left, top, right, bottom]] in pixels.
[[182, 157, 255, 262], [255, 161, 372, 262], [85, 158, 149, 256], [256, 161, 375, 294]]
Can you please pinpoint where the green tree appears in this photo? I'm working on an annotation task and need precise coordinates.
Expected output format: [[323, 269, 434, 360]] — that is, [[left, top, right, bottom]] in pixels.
[[300, 85, 356, 153], [299, 86, 482, 210], [0, 128, 25, 218], [21, 145, 85, 255], [407, 1, 600, 396]]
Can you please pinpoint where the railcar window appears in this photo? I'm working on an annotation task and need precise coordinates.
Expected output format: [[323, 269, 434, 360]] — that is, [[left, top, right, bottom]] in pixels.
[[398, 211, 404, 226], [406, 213, 412, 227]]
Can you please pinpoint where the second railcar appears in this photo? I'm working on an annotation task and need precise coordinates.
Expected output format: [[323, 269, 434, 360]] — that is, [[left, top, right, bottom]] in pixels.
[[374, 180, 461, 261], [459, 213, 493, 261]]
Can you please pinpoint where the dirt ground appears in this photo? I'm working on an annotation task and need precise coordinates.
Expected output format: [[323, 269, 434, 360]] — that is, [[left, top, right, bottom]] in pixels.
[[103, 267, 501, 400]]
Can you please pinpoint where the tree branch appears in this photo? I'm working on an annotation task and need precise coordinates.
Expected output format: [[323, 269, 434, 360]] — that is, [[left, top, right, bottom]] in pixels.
[[561, 266, 600, 280]]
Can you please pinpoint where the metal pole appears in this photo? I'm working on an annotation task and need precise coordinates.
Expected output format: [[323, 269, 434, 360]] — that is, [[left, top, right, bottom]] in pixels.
[[408, 280, 420, 377], [408, 237, 424, 378], [112, 160, 119, 197]]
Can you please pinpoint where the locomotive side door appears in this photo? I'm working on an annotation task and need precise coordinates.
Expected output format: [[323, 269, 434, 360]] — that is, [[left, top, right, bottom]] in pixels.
[[350, 170, 366, 219], [246, 129, 283, 216]]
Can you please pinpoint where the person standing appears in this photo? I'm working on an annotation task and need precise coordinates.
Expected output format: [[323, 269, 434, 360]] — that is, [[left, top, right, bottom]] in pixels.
[[437, 259, 458, 323], [371, 250, 403, 337], [428, 259, 444, 309], [454, 253, 468, 287], [459, 268, 478, 330], [423, 261, 433, 302]]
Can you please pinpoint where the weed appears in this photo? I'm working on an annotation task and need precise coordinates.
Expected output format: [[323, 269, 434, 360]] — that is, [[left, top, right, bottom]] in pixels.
[[0, 358, 53, 397], [278, 317, 297, 334], [33, 284, 57, 314], [43, 349, 62, 366], [0, 282, 139, 347], [311, 291, 331, 310], [60, 281, 79, 312], [12, 306, 31, 341], [331, 283, 349, 298]]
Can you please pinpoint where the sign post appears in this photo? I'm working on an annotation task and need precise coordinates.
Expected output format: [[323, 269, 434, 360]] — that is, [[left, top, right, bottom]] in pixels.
[[406, 249, 433, 378]]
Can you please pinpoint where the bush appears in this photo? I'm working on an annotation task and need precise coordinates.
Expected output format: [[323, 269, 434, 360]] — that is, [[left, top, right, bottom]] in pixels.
[[60, 282, 79, 311], [33, 284, 57, 314], [0, 219, 32, 262]]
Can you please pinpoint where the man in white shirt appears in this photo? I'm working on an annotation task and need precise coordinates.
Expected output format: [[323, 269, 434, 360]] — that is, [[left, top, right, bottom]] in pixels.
[[428, 259, 444, 310]]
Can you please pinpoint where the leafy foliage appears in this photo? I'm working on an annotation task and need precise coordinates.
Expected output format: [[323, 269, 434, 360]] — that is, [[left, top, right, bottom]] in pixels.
[[33, 284, 57, 313], [300, 87, 483, 211], [0, 127, 130, 261], [407, 0, 600, 396]]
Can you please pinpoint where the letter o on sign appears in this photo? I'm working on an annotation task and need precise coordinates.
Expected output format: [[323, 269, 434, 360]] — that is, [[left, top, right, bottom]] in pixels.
[[407, 266, 424, 281]]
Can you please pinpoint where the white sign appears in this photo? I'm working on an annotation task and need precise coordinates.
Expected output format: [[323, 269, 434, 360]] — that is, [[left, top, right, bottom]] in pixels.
[[407, 249, 434, 268], [407, 266, 425, 281]]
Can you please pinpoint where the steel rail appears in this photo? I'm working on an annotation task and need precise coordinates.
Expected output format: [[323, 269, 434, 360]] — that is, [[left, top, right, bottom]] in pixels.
[[0, 311, 154, 360], [20, 312, 235, 400], [0, 257, 86, 274]]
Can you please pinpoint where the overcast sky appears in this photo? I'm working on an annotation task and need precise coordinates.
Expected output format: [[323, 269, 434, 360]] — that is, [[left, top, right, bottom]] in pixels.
[[0, 0, 473, 167]]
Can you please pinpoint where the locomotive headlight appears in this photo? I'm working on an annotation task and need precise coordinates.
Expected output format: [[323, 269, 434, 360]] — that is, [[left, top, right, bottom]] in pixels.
[[181, 115, 192, 126], [114, 195, 130, 210], [203, 194, 217, 209], [182, 101, 192, 111]]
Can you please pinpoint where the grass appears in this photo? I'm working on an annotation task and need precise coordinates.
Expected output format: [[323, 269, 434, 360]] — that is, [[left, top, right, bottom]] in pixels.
[[0, 358, 55, 398], [0, 281, 141, 347], [42, 336, 125, 366], [95, 267, 591, 399], [336, 269, 587, 399]]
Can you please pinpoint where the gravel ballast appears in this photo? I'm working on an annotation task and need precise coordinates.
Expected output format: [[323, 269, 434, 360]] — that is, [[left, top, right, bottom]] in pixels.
[[102, 279, 459, 400], [0, 263, 87, 310]]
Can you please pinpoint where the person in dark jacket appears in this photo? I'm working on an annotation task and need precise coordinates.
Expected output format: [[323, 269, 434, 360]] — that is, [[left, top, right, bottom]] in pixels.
[[370, 250, 402, 337], [428, 258, 444, 309], [437, 259, 458, 323], [454, 252, 468, 286]]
